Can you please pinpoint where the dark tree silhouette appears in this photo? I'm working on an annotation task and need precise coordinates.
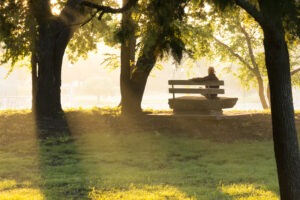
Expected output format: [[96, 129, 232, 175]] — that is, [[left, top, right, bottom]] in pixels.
[[120, 0, 186, 114], [119, 0, 138, 114], [219, 0, 300, 198], [29, 0, 137, 118]]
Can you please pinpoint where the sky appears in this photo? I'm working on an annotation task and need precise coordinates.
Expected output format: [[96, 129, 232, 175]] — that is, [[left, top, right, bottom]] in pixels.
[[0, 43, 299, 111]]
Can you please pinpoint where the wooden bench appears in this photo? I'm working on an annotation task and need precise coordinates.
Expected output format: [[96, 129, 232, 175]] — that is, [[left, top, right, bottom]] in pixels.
[[168, 80, 238, 114]]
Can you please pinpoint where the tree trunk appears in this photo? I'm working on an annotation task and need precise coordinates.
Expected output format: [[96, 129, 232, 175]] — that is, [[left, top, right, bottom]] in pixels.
[[35, 18, 73, 117], [31, 54, 37, 111], [31, 0, 86, 118], [120, 0, 137, 114], [29, 9, 37, 112], [263, 23, 300, 200], [256, 75, 269, 109], [130, 51, 157, 111], [234, 0, 300, 198]]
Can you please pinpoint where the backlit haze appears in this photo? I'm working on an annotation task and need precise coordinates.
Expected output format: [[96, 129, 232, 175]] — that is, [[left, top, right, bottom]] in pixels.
[[0, 43, 299, 111]]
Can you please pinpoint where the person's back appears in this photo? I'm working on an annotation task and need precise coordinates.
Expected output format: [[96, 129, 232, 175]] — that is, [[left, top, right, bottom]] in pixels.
[[190, 67, 219, 99]]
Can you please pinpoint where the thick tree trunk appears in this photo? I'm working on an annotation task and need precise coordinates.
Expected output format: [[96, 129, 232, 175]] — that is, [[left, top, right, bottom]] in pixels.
[[234, 1, 300, 198], [263, 24, 300, 200], [35, 19, 72, 117], [256, 76, 269, 109], [130, 52, 157, 111], [120, 0, 137, 114], [120, 36, 136, 113], [31, 0, 87, 118]]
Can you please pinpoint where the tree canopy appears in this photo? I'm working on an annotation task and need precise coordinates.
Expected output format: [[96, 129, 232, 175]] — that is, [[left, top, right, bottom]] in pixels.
[[182, 3, 300, 109], [0, 1, 32, 68]]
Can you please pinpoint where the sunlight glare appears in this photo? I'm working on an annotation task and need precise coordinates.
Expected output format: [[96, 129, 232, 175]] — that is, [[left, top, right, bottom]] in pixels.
[[0, 180, 44, 200], [221, 183, 278, 200], [51, 0, 61, 15], [203, 3, 211, 12], [88, 185, 196, 200], [116, 0, 123, 6]]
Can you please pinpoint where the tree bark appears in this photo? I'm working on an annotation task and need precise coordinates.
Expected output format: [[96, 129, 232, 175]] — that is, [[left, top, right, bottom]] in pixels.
[[263, 22, 300, 200], [120, 0, 137, 114], [29, 0, 138, 117], [35, 18, 72, 117], [120, 49, 157, 115], [31, 0, 85, 118], [130, 51, 157, 111], [235, 1, 300, 198]]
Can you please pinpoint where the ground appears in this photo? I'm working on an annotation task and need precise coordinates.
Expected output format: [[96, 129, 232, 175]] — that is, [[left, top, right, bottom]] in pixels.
[[0, 108, 299, 200]]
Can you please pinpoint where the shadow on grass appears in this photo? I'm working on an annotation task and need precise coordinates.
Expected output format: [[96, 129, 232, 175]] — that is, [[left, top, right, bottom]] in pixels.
[[0, 109, 275, 199], [77, 113, 278, 199], [77, 114, 236, 200], [35, 114, 89, 199]]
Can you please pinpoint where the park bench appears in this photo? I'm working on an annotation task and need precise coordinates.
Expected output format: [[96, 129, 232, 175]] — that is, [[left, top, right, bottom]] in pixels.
[[168, 80, 238, 114]]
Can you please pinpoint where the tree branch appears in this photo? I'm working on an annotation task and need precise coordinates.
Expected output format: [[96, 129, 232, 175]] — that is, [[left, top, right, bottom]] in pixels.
[[291, 67, 300, 76], [213, 36, 256, 73], [81, 0, 138, 20], [237, 19, 261, 76], [79, 11, 98, 27], [234, 0, 265, 26]]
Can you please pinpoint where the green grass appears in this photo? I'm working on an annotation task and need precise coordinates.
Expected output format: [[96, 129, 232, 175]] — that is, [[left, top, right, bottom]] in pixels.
[[1, 108, 298, 199], [76, 133, 279, 200]]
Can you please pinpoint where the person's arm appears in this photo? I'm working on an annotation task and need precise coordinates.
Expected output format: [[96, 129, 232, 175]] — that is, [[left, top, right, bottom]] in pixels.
[[190, 76, 209, 82], [190, 77, 202, 81]]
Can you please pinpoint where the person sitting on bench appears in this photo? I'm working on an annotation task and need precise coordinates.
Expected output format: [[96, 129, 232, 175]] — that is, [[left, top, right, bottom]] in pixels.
[[190, 66, 219, 99]]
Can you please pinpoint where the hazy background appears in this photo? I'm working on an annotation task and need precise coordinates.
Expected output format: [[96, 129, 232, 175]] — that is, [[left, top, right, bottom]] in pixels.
[[1, 45, 299, 111]]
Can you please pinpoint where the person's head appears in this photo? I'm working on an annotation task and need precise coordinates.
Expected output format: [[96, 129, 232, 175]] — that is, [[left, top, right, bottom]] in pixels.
[[208, 66, 215, 75]]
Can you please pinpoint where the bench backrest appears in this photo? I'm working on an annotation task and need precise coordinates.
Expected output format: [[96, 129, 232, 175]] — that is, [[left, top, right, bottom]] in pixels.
[[168, 80, 225, 99]]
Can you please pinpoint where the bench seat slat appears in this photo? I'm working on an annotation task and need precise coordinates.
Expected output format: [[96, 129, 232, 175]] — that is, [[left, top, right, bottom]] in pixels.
[[168, 80, 224, 86], [169, 88, 225, 94]]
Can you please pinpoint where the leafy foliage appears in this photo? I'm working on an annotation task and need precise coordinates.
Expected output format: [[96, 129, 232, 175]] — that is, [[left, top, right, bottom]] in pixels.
[[67, 0, 121, 63], [141, 0, 187, 63], [0, 0, 122, 71], [101, 53, 120, 70], [0, 1, 32, 69], [101, 0, 188, 73], [184, 1, 300, 90]]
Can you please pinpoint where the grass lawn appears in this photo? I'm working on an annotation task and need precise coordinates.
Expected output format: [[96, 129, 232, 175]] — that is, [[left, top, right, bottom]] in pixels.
[[1, 108, 299, 199]]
